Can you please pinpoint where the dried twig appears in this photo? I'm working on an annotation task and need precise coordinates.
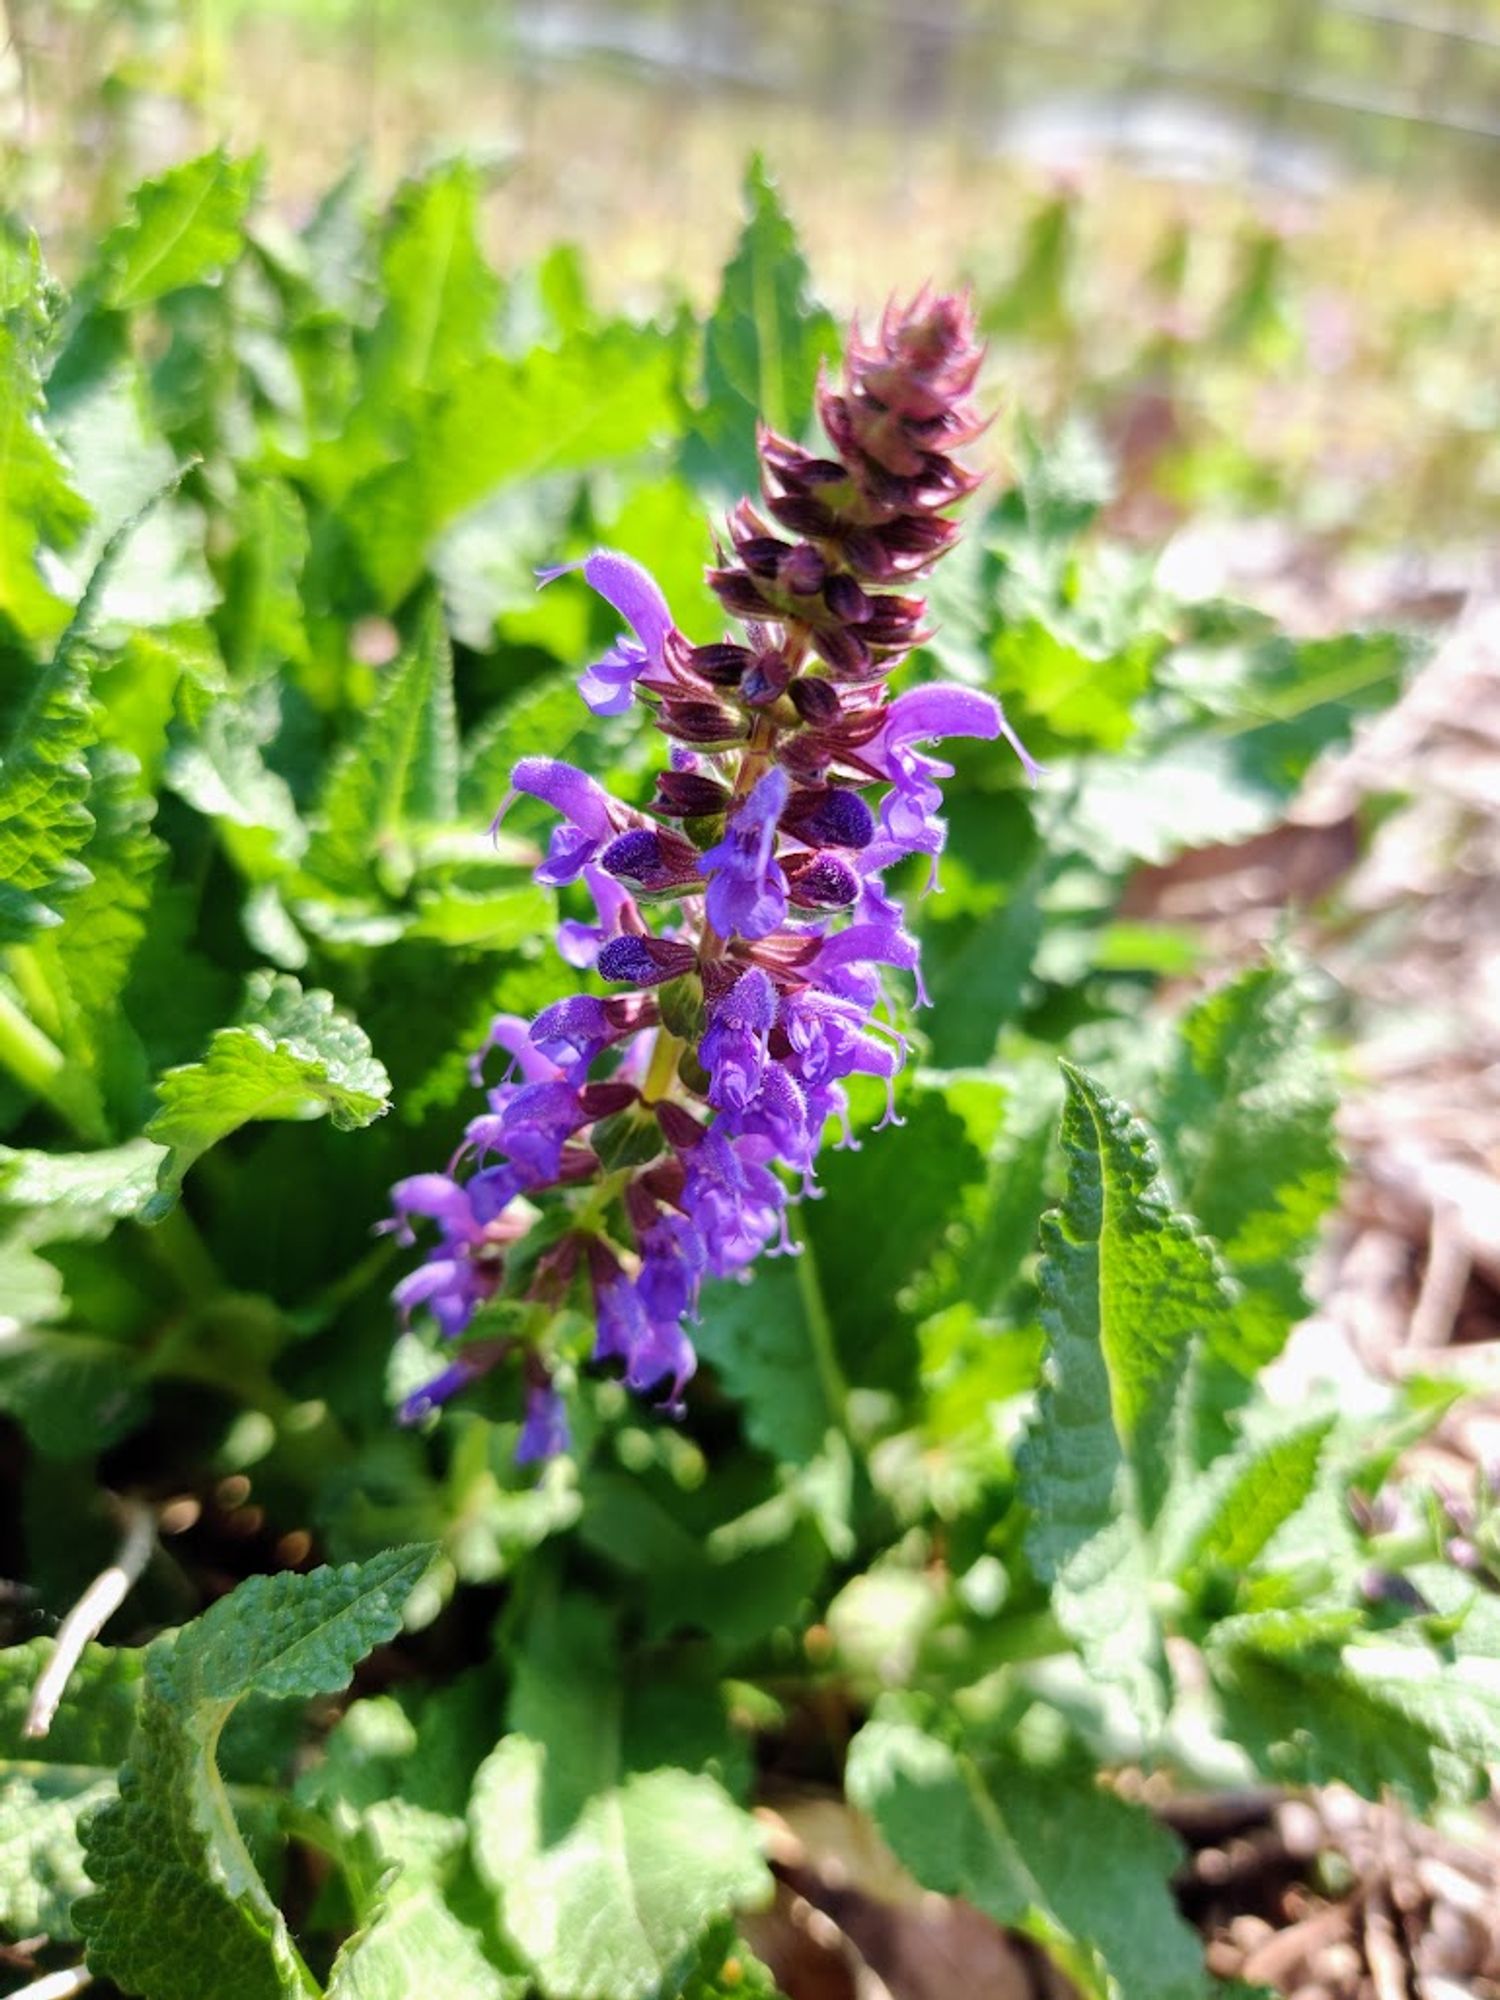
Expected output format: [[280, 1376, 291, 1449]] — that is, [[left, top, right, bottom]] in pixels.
[[23, 1498, 155, 1740], [1408, 1202, 1472, 1350], [12, 1966, 93, 1999]]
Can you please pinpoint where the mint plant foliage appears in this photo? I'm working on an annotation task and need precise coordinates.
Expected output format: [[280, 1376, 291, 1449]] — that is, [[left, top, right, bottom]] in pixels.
[[0, 147, 1478, 2000]]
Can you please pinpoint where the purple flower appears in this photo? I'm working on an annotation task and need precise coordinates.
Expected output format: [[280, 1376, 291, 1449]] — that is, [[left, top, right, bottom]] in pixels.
[[398, 1357, 483, 1425], [862, 686, 1016, 865], [723, 1063, 813, 1173], [516, 1379, 571, 1463], [698, 765, 791, 940], [681, 1127, 785, 1277], [593, 1270, 649, 1366], [700, 967, 777, 1111], [538, 550, 675, 718], [509, 757, 621, 886], [637, 1211, 707, 1324], [390, 290, 1020, 1453], [530, 995, 621, 1072], [469, 1012, 564, 1089], [482, 1080, 590, 1188], [556, 864, 637, 969], [624, 1316, 697, 1416]]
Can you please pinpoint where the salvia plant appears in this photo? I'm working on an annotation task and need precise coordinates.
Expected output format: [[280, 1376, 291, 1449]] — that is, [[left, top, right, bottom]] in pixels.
[[0, 150, 1491, 2000], [389, 292, 1040, 1455]]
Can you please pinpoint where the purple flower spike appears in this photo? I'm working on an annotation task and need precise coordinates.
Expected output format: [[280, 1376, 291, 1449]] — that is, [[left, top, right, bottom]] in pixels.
[[698, 765, 791, 940], [539, 549, 676, 717], [390, 291, 1026, 1441], [516, 1379, 571, 1463]]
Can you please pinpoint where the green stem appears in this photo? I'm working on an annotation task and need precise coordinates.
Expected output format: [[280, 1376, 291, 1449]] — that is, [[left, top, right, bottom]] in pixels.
[[140, 1204, 223, 1298], [0, 986, 105, 1141], [791, 1206, 851, 1435], [0, 986, 66, 1100], [641, 1027, 684, 1103]]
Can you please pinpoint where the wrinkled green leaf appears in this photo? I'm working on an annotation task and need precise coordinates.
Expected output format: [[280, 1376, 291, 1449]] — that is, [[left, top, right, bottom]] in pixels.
[[77, 1549, 433, 2000], [145, 971, 390, 1211]]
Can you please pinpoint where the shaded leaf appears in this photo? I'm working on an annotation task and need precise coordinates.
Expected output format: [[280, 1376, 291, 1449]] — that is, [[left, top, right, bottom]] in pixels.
[[0, 1640, 142, 1939]]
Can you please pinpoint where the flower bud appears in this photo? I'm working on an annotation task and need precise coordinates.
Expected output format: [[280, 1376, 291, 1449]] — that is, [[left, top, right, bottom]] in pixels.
[[597, 934, 698, 987], [785, 851, 860, 908], [788, 676, 842, 726]]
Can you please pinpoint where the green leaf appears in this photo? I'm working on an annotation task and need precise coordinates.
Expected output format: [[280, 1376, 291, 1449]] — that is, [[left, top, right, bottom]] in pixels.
[[220, 479, 311, 680], [1207, 1571, 1500, 1811], [1017, 1066, 1236, 1725], [470, 1752, 768, 2000], [1155, 962, 1341, 1373], [304, 594, 459, 896], [467, 1592, 767, 1997], [803, 1076, 994, 1397], [0, 1236, 65, 1325], [145, 971, 391, 1212], [96, 150, 259, 310], [0, 1326, 148, 1458], [0, 646, 96, 944], [25, 746, 165, 1125], [342, 322, 677, 608], [848, 1706, 1207, 2000], [684, 155, 839, 494], [1161, 1413, 1337, 1585], [165, 690, 309, 883], [0, 1639, 142, 1939], [327, 1880, 517, 2000], [0, 1136, 165, 1238], [42, 320, 216, 629], [694, 1260, 835, 1466], [0, 319, 91, 644], [77, 1548, 433, 2000], [314, 161, 501, 502]]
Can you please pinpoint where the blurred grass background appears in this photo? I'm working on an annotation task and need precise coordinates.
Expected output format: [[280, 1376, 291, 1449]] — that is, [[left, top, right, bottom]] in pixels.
[[3, 0, 1499, 551]]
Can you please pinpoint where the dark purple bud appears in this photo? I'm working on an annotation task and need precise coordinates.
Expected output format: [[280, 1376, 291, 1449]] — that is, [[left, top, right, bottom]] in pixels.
[[786, 852, 860, 908], [655, 1100, 705, 1150], [734, 535, 789, 579], [822, 572, 872, 624], [862, 597, 925, 647], [782, 784, 875, 850], [789, 676, 842, 725], [597, 934, 698, 987], [812, 623, 873, 678], [781, 543, 827, 595], [654, 769, 733, 817], [580, 1080, 640, 1119], [767, 492, 835, 537], [880, 515, 960, 559], [658, 699, 746, 747], [687, 642, 752, 687], [709, 568, 773, 619]]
